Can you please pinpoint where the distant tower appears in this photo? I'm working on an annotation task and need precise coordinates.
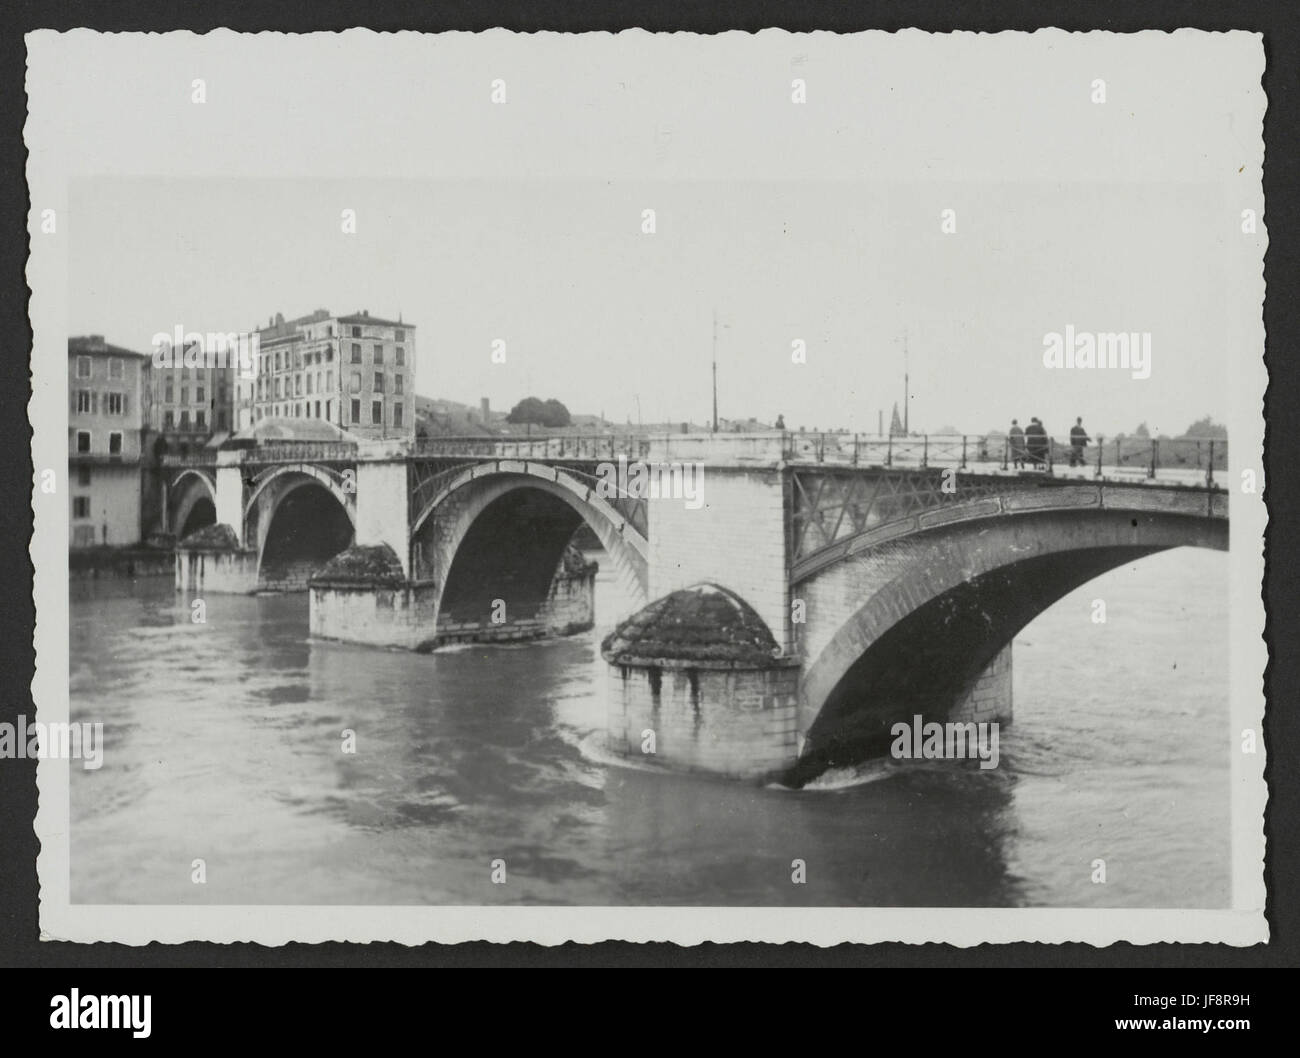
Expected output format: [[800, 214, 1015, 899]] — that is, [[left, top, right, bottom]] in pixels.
[[889, 402, 906, 437], [480, 397, 490, 422]]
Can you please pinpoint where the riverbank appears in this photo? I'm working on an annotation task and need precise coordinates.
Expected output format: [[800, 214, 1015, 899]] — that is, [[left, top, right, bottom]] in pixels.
[[69, 547, 174, 581]]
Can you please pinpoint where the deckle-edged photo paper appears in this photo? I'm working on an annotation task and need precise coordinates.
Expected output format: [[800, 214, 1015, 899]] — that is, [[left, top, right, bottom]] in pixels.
[[24, 28, 1267, 945]]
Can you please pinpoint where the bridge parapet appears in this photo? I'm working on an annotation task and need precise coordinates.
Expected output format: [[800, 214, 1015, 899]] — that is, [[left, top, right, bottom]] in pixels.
[[411, 434, 649, 462]]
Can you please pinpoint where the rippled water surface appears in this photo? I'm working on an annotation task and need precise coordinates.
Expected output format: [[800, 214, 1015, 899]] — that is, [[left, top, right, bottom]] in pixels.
[[69, 547, 1229, 907]]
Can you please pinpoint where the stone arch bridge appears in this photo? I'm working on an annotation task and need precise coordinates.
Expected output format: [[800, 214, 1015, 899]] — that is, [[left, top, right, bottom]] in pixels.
[[166, 431, 1228, 782]]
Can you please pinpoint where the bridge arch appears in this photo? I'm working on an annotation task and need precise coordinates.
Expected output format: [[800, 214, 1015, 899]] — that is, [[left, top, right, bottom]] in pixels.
[[247, 466, 356, 591], [795, 490, 1227, 773], [410, 463, 649, 611], [170, 469, 217, 539]]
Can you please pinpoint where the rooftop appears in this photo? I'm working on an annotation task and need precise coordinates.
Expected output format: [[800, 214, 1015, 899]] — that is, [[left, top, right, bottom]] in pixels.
[[68, 335, 150, 359], [335, 312, 410, 328], [228, 416, 361, 445]]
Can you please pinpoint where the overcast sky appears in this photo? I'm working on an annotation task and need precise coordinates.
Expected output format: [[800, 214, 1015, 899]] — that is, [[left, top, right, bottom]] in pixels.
[[32, 29, 1261, 439]]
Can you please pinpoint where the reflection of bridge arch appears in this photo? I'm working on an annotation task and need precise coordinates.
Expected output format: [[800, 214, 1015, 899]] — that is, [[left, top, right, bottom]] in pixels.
[[410, 463, 649, 610], [170, 469, 217, 539], [795, 486, 1227, 772]]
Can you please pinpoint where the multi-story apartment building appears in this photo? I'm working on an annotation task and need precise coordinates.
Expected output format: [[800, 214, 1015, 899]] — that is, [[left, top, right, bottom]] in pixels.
[[68, 335, 152, 547], [147, 344, 236, 456], [237, 309, 415, 441]]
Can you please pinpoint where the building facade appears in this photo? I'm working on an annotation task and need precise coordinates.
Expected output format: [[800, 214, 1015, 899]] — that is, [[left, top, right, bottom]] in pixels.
[[147, 347, 236, 457], [237, 309, 415, 441], [68, 336, 152, 547]]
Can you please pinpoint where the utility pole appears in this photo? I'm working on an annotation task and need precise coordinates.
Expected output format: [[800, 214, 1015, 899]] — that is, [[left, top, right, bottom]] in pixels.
[[711, 308, 719, 433]]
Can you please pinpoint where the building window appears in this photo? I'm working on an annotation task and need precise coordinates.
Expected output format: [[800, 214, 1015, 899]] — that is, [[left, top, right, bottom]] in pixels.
[[76, 391, 91, 413], [77, 465, 91, 486], [349, 371, 361, 394], [196, 411, 206, 430], [164, 378, 174, 402], [307, 374, 315, 395], [326, 370, 333, 390], [374, 343, 384, 363], [217, 410, 227, 429], [374, 372, 384, 393], [275, 352, 282, 371], [73, 496, 91, 519], [372, 400, 383, 425], [351, 326, 361, 338], [180, 385, 189, 404], [326, 400, 332, 421], [164, 411, 174, 429], [76, 356, 91, 378], [107, 392, 124, 415], [396, 346, 405, 365], [325, 346, 333, 362], [395, 329, 405, 342], [295, 375, 302, 396], [73, 525, 95, 546], [314, 401, 321, 418], [109, 432, 123, 454], [76, 431, 91, 453], [351, 343, 362, 363], [395, 374, 403, 395], [109, 357, 123, 380], [351, 398, 361, 423], [393, 402, 403, 428], [197, 384, 205, 403], [180, 411, 190, 430]]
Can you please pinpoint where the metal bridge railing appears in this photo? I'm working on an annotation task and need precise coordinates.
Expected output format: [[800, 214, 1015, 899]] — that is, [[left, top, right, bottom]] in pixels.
[[784, 432, 1227, 487]]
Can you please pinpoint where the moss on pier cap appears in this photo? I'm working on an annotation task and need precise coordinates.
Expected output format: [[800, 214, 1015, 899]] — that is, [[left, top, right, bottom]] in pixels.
[[177, 523, 240, 551], [601, 583, 785, 669], [309, 543, 406, 588]]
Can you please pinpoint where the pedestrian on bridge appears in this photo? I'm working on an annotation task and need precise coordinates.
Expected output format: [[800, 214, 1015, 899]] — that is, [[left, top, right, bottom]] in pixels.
[[1009, 419, 1026, 468], [1025, 417, 1048, 468], [1069, 417, 1091, 467]]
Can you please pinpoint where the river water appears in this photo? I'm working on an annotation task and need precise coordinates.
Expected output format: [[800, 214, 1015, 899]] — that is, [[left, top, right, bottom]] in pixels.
[[69, 547, 1229, 908]]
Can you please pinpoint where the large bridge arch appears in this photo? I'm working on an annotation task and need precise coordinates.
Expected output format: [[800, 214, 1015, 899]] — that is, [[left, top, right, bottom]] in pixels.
[[248, 466, 357, 591], [410, 463, 650, 611], [795, 489, 1227, 772]]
